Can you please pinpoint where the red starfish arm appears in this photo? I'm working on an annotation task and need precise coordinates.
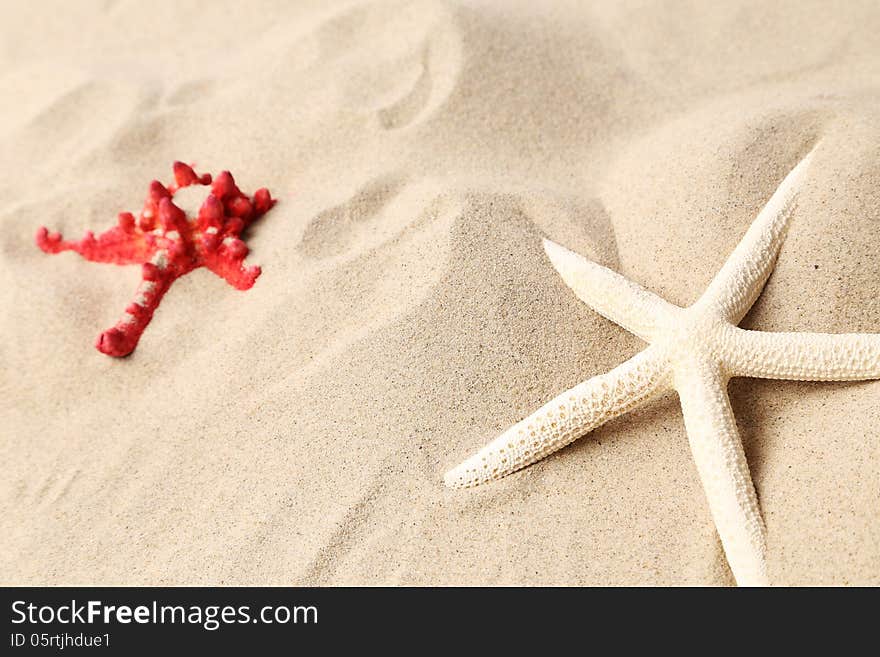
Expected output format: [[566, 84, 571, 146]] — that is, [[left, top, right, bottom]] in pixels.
[[36, 213, 153, 265], [203, 241, 262, 290], [95, 261, 174, 357]]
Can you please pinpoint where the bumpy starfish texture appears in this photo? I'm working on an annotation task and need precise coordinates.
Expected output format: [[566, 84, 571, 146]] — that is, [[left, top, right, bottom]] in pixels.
[[444, 147, 880, 586], [36, 163, 275, 357]]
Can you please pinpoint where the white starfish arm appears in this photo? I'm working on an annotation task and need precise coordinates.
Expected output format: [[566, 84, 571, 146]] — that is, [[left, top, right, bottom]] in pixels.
[[542, 239, 682, 342], [698, 147, 816, 323], [444, 346, 670, 489], [675, 358, 768, 586], [721, 327, 880, 381]]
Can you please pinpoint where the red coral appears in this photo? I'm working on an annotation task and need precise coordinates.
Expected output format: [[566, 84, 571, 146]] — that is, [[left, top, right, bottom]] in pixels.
[[36, 163, 275, 357]]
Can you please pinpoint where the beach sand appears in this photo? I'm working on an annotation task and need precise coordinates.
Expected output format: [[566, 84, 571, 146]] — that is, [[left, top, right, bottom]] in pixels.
[[1, 0, 879, 585]]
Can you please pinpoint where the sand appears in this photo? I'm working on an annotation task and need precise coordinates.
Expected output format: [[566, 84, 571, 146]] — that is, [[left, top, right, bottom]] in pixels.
[[1, 0, 879, 585]]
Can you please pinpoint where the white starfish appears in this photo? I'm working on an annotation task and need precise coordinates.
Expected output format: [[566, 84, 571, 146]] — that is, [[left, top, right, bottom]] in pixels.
[[444, 147, 880, 586]]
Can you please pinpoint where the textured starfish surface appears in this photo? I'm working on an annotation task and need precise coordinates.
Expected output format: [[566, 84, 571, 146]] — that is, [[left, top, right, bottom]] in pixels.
[[36, 163, 275, 357], [444, 147, 880, 586]]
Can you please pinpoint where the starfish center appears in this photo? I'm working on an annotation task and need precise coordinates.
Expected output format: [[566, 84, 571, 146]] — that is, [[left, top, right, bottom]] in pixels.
[[655, 307, 725, 365]]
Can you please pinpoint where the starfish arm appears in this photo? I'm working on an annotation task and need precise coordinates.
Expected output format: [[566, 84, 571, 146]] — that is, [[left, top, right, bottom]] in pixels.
[[697, 147, 816, 323], [675, 358, 768, 586], [543, 239, 682, 342], [95, 259, 174, 357], [204, 244, 261, 290], [36, 222, 152, 265], [722, 326, 880, 381], [444, 346, 669, 488]]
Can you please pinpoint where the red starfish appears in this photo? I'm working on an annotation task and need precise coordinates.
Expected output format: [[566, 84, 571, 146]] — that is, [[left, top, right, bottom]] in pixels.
[[36, 162, 275, 357]]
